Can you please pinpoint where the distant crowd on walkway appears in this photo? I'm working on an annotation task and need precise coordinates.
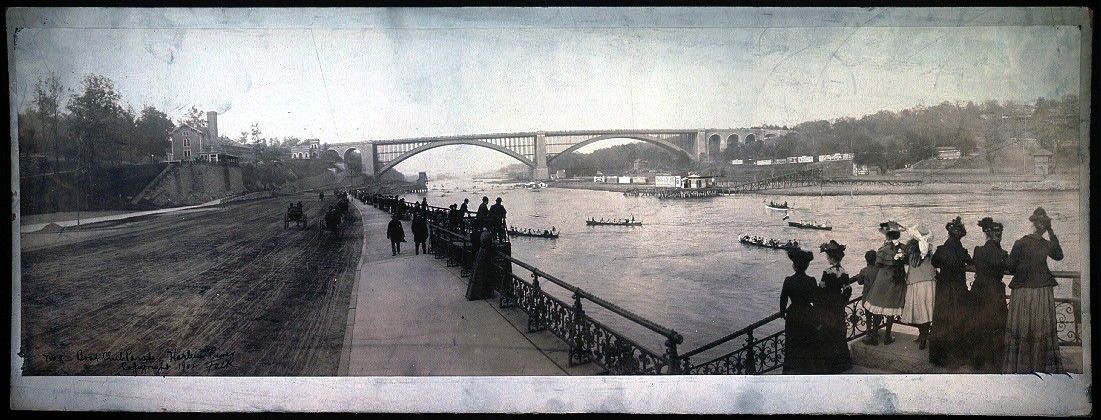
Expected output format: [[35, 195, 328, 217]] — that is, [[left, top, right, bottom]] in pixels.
[[346, 190, 510, 264], [779, 207, 1066, 375]]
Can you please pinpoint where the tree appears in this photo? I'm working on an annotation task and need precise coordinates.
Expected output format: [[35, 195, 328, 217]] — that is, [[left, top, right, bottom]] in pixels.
[[134, 105, 175, 162], [182, 106, 207, 131], [67, 74, 128, 169], [33, 74, 65, 163]]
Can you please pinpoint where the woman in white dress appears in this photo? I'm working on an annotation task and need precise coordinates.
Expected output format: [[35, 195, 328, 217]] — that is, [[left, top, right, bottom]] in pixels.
[[900, 224, 936, 349]]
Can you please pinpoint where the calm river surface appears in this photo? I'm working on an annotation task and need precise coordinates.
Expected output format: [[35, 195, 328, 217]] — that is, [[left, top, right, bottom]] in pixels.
[[402, 181, 1084, 353]]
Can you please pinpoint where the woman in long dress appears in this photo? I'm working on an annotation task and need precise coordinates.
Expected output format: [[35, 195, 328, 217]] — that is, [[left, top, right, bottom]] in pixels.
[[465, 228, 499, 300], [900, 225, 936, 350], [780, 248, 818, 374], [929, 216, 973, 368], [970, 217, 1009, 372], [862, 221, 907, 345], [816, 240, 853, 373], [1003, 207, 1064, 373]]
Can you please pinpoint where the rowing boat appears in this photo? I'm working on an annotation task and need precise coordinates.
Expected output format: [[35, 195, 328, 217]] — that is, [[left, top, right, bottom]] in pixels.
[[586, 220, 643, 226], [787, 221, 833, 230], [739, 237, 799, 249], [507, 229, 559, 238]]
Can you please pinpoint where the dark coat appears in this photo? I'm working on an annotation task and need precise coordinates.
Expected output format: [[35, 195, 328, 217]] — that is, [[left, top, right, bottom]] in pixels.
[[386, 219, 406, 243], [781, 272, 819, 374], [816, 265, 853, 373], [411, 216, 428, 242], [1006, 234, 1064, 289], [864, 241, 906, 311], [970, 240, 1009, 371], [929, 237, 973, 367]]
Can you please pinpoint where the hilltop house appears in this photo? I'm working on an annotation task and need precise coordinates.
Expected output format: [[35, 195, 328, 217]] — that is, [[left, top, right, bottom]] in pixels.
[[167, 111, 254, 164], [289, 139, 322, 159]]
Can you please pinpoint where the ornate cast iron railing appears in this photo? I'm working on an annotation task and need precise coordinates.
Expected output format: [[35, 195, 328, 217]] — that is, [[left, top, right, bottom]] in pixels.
[[681, 269, 1082, 375], [428, 220, 684, 374]]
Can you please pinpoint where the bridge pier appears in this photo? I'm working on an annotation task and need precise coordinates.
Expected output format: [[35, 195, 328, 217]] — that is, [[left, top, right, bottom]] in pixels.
[[532, 132, 550, 181]]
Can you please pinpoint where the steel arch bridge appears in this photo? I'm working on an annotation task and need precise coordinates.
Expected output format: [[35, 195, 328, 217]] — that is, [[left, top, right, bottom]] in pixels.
[[326, 128, 792, 180]]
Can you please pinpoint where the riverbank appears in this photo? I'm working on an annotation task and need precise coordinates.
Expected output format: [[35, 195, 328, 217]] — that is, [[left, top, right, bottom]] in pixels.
[[549, 180, 1080, 196]]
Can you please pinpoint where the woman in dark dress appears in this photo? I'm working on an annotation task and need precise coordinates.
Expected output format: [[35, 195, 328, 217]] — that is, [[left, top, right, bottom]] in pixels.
[[816, 240, 853, 373], [466, 228, 499, 300], [929, 216, 973, 368], [1003, 207, 1064, 373], [969, 217, 1009, 372], [780, 248, 818, 374]]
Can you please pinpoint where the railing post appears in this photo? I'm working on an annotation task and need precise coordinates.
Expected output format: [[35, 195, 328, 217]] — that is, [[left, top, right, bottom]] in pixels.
[[665, 332, 683, 374], [568, 293, 591, 366], [744, 330, 756, 374], [527, 273, 545, 332]]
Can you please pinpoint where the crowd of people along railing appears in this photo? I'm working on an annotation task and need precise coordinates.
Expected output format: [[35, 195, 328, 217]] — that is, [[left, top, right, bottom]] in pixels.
[[361, 192, 687, 374], [678, 269, 1082, 375], [427, 220, 686, 374]]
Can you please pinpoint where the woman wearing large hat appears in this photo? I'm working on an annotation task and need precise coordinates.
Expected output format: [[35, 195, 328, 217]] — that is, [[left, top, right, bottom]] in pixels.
[[929, 216, 974, 368], [816, 240, 853, 373], [861, 221, 908, 345], [779, 247, 818, 374], [1003, 207, 1065, 373], [900, 224, 936, 350], [969, 216, 1010, 372]]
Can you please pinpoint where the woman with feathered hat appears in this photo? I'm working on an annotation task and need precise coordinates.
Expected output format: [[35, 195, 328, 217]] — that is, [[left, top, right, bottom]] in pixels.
[[1003, 207, 1064, 373], [816, 240, 853, 373], [929, 216, 974, 368], [861, 220, 908, 346], [779, 247, 818, 374], [900, 224, 936, 350], [969, 216, 1009, 372]]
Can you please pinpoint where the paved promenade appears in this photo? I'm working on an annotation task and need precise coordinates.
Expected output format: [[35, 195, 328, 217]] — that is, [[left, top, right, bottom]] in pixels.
[[341, 201, 597, 376]]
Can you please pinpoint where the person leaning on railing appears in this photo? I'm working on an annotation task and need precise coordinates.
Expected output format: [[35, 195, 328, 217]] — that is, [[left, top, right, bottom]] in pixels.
[[1003, 207, 1065, 374], [466, 227, 498, 301]]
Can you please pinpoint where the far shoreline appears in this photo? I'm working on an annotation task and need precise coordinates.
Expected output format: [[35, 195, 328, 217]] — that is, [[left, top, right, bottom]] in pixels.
[[546, 181, 1080, 196]]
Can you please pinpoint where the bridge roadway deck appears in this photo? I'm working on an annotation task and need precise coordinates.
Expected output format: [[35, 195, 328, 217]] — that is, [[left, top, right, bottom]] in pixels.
[[341, 200, 602, 376]]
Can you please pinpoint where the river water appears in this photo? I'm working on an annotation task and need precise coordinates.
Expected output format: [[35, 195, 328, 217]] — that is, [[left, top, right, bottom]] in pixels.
[[402, 181, 1085, 353]]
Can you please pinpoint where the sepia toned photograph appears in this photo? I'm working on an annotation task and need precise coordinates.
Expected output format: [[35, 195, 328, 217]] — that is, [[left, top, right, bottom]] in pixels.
[[8, 7, 1092, 414]]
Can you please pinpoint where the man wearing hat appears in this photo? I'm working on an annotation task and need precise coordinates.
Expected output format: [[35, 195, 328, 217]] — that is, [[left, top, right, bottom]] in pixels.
[[862, 220, 907, 345], [969, 216, 1009, 372], [1003, 207, 1065, 373]]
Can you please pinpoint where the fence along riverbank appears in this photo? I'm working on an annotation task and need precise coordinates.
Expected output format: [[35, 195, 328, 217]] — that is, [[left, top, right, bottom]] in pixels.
[[357, 191, 1082, 375]]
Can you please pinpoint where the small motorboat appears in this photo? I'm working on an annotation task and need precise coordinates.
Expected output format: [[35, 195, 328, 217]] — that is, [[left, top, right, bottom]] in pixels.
[[586, 218, 643, 226], [739, 235, 800, 249], [787, 221, 833, 230]]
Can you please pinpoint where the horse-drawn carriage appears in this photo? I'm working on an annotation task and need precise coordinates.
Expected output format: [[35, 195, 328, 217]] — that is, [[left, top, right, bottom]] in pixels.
[[320, 195, 353, 237], [284, 202, 307, 229]]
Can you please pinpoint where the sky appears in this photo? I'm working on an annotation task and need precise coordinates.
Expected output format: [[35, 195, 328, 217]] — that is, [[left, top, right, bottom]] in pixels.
[[9, 8, 1085, 176]]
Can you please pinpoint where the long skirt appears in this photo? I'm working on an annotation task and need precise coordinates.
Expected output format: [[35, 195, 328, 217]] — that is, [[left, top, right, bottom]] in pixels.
[[465, 248, 497, 300], [782, 305, 817, 374], [1003, 286, 1063, 373], [900, 281, 935, 325], [968, 279, 1007, 372], [929, 280, 969, 367], [814, 304, 852, 373]]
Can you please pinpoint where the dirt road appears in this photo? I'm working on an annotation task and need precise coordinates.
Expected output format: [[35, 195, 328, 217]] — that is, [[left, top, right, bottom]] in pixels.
[[18, 194, 362, 376]]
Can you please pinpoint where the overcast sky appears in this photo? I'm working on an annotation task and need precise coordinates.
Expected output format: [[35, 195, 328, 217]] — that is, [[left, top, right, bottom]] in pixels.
[[9, 8, 1084, 175]]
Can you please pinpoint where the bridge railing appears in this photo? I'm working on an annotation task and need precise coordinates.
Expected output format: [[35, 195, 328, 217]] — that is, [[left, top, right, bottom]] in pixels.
[[680, 269, 1082, 375], [427, 219, 685, 375]]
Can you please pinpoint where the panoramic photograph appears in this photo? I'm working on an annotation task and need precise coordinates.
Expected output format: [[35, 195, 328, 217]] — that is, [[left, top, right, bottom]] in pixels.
[[9, 6, 1091, 415]]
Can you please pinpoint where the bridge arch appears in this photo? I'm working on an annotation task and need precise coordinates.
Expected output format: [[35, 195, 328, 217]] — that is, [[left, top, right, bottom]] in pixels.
[[343, 148, 363, 174], [377, 139, 537, 175], [546, 134, 691, 165]]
